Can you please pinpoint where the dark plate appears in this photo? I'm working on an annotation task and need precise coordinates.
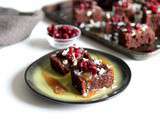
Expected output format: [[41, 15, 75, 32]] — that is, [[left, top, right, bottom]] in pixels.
[[25, 48, 131, 104], [42, 1, 160, 60]]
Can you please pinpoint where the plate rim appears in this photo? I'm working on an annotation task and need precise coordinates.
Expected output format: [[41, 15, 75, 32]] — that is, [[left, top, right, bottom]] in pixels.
[[24, 48, 131, 104]]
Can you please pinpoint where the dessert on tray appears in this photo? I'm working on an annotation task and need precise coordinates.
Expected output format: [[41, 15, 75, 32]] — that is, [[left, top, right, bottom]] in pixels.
[[72, 0, 159, 51], [113, 0, 143, 23], [118, 23, 155, 49], [73, 0, 104, 29], [142, 0, 160, 36], [105, 11, 129, 34], [50, 46, 114, 96]]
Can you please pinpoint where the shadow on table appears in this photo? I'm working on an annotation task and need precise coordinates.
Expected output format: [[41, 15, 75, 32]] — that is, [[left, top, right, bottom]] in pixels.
[[27, 38, 53, 50], [11, 68, 87, 110]]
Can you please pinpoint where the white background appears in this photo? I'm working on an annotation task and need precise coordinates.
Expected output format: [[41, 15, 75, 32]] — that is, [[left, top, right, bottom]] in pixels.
[[0, 0, 160, 120]]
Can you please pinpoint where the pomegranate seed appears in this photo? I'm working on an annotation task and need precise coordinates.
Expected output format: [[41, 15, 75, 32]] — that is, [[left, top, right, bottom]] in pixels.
[[150, 5, 157, 13], [68, 29, 72, 34], [55, 33, 60, 38], [47, 24, 79, 40], [51, 25, 55, 30], [47, 27, 52, 33], [63, 33, 69, 39], [126, 25, 132, 33], [75, 53, 80, 58], [122, 2, 128, 8], [136, 23, 142, 30], [80, 3, 85, 10], [69, 47, 74, 52], [85, 2, 90, 9]]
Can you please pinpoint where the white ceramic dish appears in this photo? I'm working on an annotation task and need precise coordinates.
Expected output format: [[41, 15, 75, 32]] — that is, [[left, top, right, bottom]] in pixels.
[[47, 25, 81, 49]]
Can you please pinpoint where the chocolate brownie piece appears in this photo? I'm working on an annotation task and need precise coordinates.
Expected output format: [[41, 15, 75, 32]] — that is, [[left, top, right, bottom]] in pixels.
[[105, 11, 129, 34], [71, 58, 114, 97], [113, 0, 143, 22], [50, 55, 70, 75], [50, 46, 90, 75], [142, 1, 160, 36], [118, 23, 155, 49], [73, 0, 104, 25]]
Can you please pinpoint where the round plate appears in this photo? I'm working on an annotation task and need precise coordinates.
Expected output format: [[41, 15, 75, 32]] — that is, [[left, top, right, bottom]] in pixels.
[[25, 48, 131, 104]]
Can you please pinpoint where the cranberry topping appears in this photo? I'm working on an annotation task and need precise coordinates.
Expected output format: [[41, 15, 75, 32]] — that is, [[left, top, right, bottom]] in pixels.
[[126, 24, 132, 33], [57, 46, 90, 67], [114, 0, 129, 8], [112, 14, 123, 23], [78, 1, 93, 10], [47, 24, 79, 40], [150, 5, 158, 13], [145, 0, 160, 13], [135, 23, 142, 30], [78, 60, 97, 75]]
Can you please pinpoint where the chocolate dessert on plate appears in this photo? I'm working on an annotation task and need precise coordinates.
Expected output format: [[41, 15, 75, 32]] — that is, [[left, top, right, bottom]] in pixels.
[[50, 46, 114, 97]]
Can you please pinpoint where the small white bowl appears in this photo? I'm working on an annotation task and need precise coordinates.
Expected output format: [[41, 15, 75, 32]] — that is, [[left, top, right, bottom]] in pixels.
[[47, 25, 81, 49]]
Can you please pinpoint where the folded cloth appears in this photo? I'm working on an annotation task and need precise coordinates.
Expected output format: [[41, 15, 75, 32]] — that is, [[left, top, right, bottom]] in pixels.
[[0, 7, 43, 46]]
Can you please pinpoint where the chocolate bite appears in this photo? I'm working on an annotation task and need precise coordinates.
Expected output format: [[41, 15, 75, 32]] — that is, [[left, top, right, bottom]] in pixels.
[[73, 0, 104, 27], [118, 23, 155, 49], [71, 57, 114, 97], [142, 0, 160, 36], [50, 46, 114, 97], [50, 46, 90, 75]]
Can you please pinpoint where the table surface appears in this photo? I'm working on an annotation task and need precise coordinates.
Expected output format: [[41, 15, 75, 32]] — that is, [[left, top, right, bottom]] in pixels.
[[0, 0, 160, 120]]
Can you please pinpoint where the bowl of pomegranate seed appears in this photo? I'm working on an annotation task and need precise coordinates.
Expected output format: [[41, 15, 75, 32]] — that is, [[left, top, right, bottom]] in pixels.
[[47, 24, 81, 48]]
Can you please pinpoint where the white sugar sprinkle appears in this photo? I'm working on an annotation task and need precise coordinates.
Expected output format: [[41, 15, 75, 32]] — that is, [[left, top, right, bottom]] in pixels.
[[83, 92, 88, 97], [63, 60, 68, 65], [112, 85, 118, 89], [90, 19, 95, 25], [122, 28, 127, 32], [118, 1, 123, 6], [107, 64, 112, 69], [104, 34, 112, 41], [85, 27, 90, 31], [74, 70, 82, 76], [83, 58, 89, 61], [102, 21, 106, 27], [94, 59, 102, 65], [80, 23, 85, 28], [146, 10, 152, 14], [131, 23, 136, 27], [157, 45, 160, 48], [99, 68, 106, 75], [131, 3, 142, 13], [62, 49, 69, 56], [106, 12, 111, 19], [131, 30, 136, 36], [117, 22, 125, 27], [114, 32, 119, 36], [86, 10, 93, 17], [141, 24, 148, 32], [73, 60, 78, 66], [113, 36, 118, 40], [158, 6, 160, 13], [94, 21, 101, 28]]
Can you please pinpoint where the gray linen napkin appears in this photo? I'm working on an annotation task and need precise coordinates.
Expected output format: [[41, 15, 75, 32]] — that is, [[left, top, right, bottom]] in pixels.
[[0, 7, 43, 46]]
